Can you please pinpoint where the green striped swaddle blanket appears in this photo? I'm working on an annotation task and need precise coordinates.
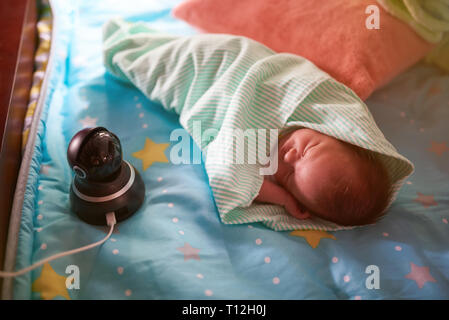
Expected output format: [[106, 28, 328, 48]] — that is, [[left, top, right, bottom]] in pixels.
[[102, 19, 414, 231]]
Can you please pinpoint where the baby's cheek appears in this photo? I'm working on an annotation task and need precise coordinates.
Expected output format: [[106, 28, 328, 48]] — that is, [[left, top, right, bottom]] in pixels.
[[273, 161, 288, 183], [291, 168, 324, 210]]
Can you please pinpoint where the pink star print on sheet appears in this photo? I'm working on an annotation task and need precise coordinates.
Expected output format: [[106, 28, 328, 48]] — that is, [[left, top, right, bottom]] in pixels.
[[413, 192, 438, 208], [177, 243, 201, 261], [404, 262, 436, 289], [427, 141, 448, 156]]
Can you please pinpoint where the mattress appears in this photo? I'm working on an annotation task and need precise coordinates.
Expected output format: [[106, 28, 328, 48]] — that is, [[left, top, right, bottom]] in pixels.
[[2, 0, 449, 299]]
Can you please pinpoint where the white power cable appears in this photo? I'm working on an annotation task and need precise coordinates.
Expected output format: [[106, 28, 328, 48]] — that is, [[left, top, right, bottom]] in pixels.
[[0, 212, 116, 278]]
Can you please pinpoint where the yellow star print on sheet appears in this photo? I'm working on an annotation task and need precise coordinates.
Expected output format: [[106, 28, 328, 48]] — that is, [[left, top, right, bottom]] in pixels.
[[132, 137, 170, 171], [290, 230, 337, 248], [32, 262, 71, 300]]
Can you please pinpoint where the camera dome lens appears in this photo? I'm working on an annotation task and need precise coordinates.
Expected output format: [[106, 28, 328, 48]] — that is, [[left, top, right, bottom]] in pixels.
[[77, 129, 122, 181]]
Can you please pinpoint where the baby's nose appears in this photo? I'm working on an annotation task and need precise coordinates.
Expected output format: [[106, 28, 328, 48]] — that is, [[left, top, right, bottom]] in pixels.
[[284, 148, 298, 165]]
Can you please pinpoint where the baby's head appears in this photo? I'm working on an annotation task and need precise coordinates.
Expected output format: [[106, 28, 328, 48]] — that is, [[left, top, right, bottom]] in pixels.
[[275, 128, 392, 226]]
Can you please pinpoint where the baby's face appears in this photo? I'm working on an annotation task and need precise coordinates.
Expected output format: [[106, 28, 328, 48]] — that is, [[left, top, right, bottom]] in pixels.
[[275, 128, 365, 217]]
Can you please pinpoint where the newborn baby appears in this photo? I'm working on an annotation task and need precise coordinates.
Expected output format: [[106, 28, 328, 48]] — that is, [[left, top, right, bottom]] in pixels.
[[103, 20, 413, 231], [256, 128, 391, 226]]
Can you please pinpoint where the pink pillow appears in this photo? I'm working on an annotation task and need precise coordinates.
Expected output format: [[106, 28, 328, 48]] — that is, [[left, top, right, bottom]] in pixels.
[[173, 0, 434, 100]]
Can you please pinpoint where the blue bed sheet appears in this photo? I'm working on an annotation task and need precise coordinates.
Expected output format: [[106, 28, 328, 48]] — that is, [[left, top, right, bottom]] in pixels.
[[11, 0, 449, 299]]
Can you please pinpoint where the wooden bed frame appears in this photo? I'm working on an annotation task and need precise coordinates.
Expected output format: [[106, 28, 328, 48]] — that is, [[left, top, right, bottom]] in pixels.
[[0, 0, 37, 290]]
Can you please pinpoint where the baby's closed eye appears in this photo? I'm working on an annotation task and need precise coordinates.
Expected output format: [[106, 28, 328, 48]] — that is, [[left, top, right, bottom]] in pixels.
[[302, 142, 319, 157]]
